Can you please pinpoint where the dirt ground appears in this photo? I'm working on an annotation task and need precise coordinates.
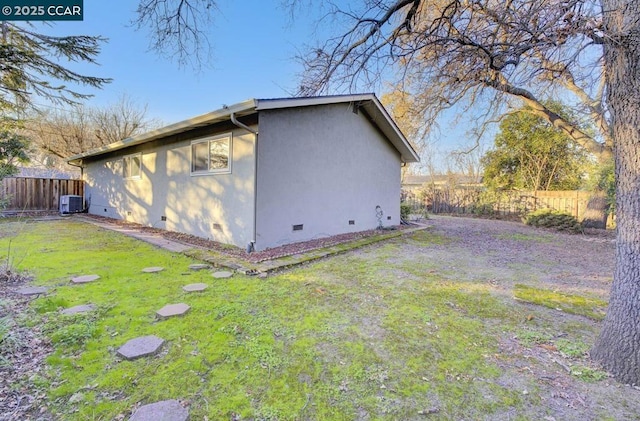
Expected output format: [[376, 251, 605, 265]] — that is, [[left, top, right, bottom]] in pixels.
[[417, 215, 616, 298], [400, 215, 638, 421]]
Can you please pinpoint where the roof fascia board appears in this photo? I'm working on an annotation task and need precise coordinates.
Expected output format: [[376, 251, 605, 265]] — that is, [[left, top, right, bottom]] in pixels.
[[68, 99, 257, 163], [361, 97, 420, 163], [255, 94, 374, 111], [68, 93, 420, 164]]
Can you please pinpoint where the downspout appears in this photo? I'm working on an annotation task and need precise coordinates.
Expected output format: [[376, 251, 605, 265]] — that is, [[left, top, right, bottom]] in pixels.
[[230, 112, 259, 252]]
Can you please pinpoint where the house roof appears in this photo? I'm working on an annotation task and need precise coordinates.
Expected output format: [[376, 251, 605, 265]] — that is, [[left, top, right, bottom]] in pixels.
[[403, 174, 482, 186], [67, 94, 420, 165]]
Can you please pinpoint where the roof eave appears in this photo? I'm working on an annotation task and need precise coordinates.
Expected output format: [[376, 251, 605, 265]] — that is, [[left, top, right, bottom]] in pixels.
[[67, 99, 258, 164], [67, 94, 420, 165], [361, 97, 420, 163]]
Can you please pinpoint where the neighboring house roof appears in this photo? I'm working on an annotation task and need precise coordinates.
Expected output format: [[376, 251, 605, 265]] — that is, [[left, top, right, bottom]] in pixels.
[[67, 94, 420, 165], [403, 174, 482, 186]]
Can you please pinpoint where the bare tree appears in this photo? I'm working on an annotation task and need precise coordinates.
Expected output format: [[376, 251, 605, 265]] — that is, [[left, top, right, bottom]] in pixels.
[[25, 96, 157, 168], [133, 0, 217, 68], [449, 142, 486, 184], [294, 0, 639, 385], [92, 96, 157, 144]]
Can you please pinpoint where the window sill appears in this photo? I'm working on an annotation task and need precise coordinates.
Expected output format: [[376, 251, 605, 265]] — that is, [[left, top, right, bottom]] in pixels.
[[190, 170, 232, 177]]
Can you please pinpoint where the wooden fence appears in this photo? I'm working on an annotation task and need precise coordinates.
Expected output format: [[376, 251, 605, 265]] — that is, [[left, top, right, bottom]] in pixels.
[[0, 177, 84, 211], [403, 187, 593, 220]]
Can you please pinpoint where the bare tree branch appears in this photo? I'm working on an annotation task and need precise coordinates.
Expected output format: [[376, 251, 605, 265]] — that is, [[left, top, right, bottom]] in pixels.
[[132, 0, 217, 69], [295, 0, 612, 161]]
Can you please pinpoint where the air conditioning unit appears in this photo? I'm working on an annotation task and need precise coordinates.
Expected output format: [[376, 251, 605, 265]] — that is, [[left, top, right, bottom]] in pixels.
[[60, 195, 83, 214]]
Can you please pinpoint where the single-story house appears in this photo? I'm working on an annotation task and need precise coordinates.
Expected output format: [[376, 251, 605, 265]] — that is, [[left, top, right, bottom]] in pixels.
[[68, 94, 419, 251]]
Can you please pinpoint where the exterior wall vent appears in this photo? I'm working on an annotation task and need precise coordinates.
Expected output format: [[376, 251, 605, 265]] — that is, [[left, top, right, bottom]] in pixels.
[[349, 220, 355, 225], [212, 223, 223, 231], [59, 195, 83, 214], [292, 224, 304, 231], [387, 216, 392, 220]]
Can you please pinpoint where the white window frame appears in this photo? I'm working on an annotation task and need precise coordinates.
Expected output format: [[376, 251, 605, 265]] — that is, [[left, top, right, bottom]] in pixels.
[[123, 153, 142, 180], [190, 133, 232, 176]]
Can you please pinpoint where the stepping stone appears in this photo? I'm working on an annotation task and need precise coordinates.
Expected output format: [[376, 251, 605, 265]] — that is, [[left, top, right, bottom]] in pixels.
[[117, 335, 165, 360], [182, 283, 208, 292], [15, 286, 48, 296], [142, 267, 164, 273], [129, 399, 189, 421], [188, 264, 210, 271], [61, 304, 96, 315], [71, 274, 100, 284], [212, 271, 233, 279], [156, 303, 190, 319]]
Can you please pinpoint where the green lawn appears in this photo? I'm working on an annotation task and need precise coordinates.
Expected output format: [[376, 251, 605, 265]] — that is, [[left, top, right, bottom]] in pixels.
[[0, 219, 618, 420]]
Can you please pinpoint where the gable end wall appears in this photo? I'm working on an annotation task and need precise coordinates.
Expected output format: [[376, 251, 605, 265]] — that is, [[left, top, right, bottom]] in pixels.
[[255, 103, 401, 250]]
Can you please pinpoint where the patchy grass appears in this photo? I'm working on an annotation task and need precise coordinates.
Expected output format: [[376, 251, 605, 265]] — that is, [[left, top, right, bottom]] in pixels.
[[0, 219, 626, 420], [495, 232, 555, 243], [514, 284, 607, 320], [406, 228, 450, 245]]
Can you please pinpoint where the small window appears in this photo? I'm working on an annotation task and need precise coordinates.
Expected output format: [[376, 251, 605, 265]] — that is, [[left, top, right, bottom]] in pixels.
[[123, 153, 142, 179], [191, 134, 232, 174]]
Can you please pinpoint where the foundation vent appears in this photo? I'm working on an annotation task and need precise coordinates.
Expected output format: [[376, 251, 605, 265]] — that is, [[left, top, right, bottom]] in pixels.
[[349, 220, 355, 225], [292, 224, 304, 231]]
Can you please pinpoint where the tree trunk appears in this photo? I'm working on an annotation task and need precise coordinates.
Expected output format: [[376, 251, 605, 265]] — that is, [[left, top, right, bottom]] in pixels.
[[591, 0, 640, 385]]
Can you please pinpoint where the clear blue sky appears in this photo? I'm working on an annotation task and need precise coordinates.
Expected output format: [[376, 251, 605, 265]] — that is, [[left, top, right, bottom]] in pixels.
[[36, 1, 329, 123]]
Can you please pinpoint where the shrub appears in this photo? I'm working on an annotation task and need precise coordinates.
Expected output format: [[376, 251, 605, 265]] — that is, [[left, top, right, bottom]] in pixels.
[[523, 209, 583, 233], [400, 203, 412, 220]]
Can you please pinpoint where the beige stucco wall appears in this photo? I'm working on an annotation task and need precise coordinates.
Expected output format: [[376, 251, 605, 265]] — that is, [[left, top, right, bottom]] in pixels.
[[84, 127, 256, 249], [254, 103, 402, 250]]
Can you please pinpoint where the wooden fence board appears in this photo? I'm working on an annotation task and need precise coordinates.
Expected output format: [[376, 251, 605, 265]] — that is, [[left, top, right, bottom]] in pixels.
[[403, 187, 594, 220], [1, 177, 84, 211]]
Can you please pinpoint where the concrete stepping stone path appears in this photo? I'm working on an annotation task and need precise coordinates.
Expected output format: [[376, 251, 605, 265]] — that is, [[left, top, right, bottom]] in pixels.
[[129, 399, 189, 421], [182, 283, 208, 292], [212, 270, 233, 279], [117, 335, 165, 360], [142, 267, 164, 273], [156, 303, 190, 319], [188, 263, 210, 271], [15, 286, 48, 296], [61, 304, 96, 315], [71, 274, 100, 284]]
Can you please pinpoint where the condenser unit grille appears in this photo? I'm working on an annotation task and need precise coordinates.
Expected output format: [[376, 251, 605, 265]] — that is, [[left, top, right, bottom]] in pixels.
[[60, 195, 83, 214]]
